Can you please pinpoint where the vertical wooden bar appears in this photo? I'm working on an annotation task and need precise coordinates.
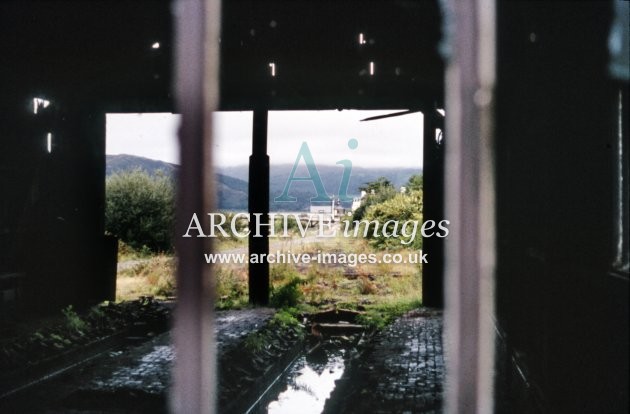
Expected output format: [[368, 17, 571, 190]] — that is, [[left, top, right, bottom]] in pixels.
[[444, 0, 496, 412], [248, 109, 270, 306], [172, 0, 220, 412]]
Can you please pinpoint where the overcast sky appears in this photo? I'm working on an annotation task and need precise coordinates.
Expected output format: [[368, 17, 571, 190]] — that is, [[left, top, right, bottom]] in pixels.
[[106, 110, 424, 168]]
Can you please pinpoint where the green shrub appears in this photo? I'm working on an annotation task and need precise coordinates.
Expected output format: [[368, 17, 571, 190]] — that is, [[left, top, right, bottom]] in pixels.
[[215, 268, 247, 309], [362, 190, 423, 250], [244, 332, 267, 352], [216, 211, 249, 241], [357, 299, 422, 330], [270, 309, 305, 338], [270, 308, 302, 330], [117, 240, 152, 261], [105, 169, 175, 253], [270, 277, 304, 308], [62, 305, 87, 333], [405, 174, 423, 192], [350, 176, 424, 248], [274, 214, 300, 234], [270, 263, 298, 283], [352, 177, 397, 222]]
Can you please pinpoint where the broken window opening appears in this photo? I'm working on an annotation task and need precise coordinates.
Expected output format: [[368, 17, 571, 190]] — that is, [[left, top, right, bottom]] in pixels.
[[46, 132, 52, 154], [32, 97, 50, 114], [104, 112, 180, 301], [435, 128, 443, 146], [613, 88, 629, 275]]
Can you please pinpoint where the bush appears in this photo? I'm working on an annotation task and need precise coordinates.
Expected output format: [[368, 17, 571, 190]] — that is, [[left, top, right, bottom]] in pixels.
[[217, 211, 249, 241], [62, 305, 87, 333], [357, 298, 422, 330], [405, 174, 423, 192], [105, 169, 175, 253], [274, 214, 300, 234], [352, 177, 398, 222], [358, 275, 378, 295], [270, 277, 303, 308], [362, 190, 423, 250], [215, 268, 247, 309]]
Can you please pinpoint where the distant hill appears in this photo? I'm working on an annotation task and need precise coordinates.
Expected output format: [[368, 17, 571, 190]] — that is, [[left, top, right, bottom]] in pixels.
[[215, 172, 248, 211], [106, 154, 178, 177], [106, 155, 421, 212], [106, 154, 248, 211], [219, 164, 422, 211]]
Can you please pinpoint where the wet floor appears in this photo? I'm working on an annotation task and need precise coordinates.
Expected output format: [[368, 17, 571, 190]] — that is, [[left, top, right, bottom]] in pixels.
[[0, 308, 277, 413], [90, 344, 174, 394], [266, 347, 346, 414], [246, 343, 348, 414], [323, 310, 444, 414], [0, 308, 444, 414]]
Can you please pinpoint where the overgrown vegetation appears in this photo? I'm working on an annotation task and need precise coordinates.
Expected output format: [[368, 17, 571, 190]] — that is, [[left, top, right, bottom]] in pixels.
[[113, 174, 424, 333], [356, 298, 423, 330], [117, 240, 153, 261], [351, 176, 398, 222], [116, 254, 176, 301], [264, 234, 422, 316], [214, 211, 249, 243], [405, 174, 423, 192], [105, 169, 175, 253], [363, 190, 423, 250], [347, 174, 423, 250], [270, 277, 304, 308], [243, 308, 305, 352], [215, 267, 248, 309], [62, 305, 87, 333], [0, 299, 170, 372], [273, 214, 300, 234], [116, 225, 422, 331]]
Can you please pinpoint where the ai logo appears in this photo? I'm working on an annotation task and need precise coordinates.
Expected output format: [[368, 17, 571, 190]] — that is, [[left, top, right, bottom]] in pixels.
[[274, 139, 359, 203]]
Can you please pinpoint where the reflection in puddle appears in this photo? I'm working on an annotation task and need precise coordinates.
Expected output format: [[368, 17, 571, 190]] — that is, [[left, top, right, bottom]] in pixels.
[[267, 348, 345, 414]]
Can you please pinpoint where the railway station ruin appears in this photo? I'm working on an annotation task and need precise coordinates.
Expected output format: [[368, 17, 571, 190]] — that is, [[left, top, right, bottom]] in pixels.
[[1, 1, 627, 412]]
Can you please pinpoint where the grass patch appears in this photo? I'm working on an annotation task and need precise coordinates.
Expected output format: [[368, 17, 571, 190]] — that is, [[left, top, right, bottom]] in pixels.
[[216, 267, 248, 309], [243, 308, 304, 352], [243, 331, 267, 352], [1, 300, 170, 372], [270, 277, 304, 308], [116, 222, 423, 326], [214, 235, 247, 251], [62, 305, 88, 333], [357, 298, 423, 330], [116, 254, 176, 301], [117, 240, 152, 262]]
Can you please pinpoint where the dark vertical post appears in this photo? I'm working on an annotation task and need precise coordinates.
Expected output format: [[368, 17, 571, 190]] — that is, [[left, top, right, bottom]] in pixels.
[[249, 109, 270, 306], [78, 107, 106, 238], [79, 108, 116, 302], [422, 108, 445, 308]]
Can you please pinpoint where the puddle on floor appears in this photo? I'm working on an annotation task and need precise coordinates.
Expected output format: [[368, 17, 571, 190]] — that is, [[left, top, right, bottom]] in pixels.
[[265, 347, 345, 414]]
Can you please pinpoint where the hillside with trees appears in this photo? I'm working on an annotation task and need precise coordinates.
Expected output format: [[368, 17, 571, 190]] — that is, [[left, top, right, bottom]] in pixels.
[[106, 154, 421, 212]]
